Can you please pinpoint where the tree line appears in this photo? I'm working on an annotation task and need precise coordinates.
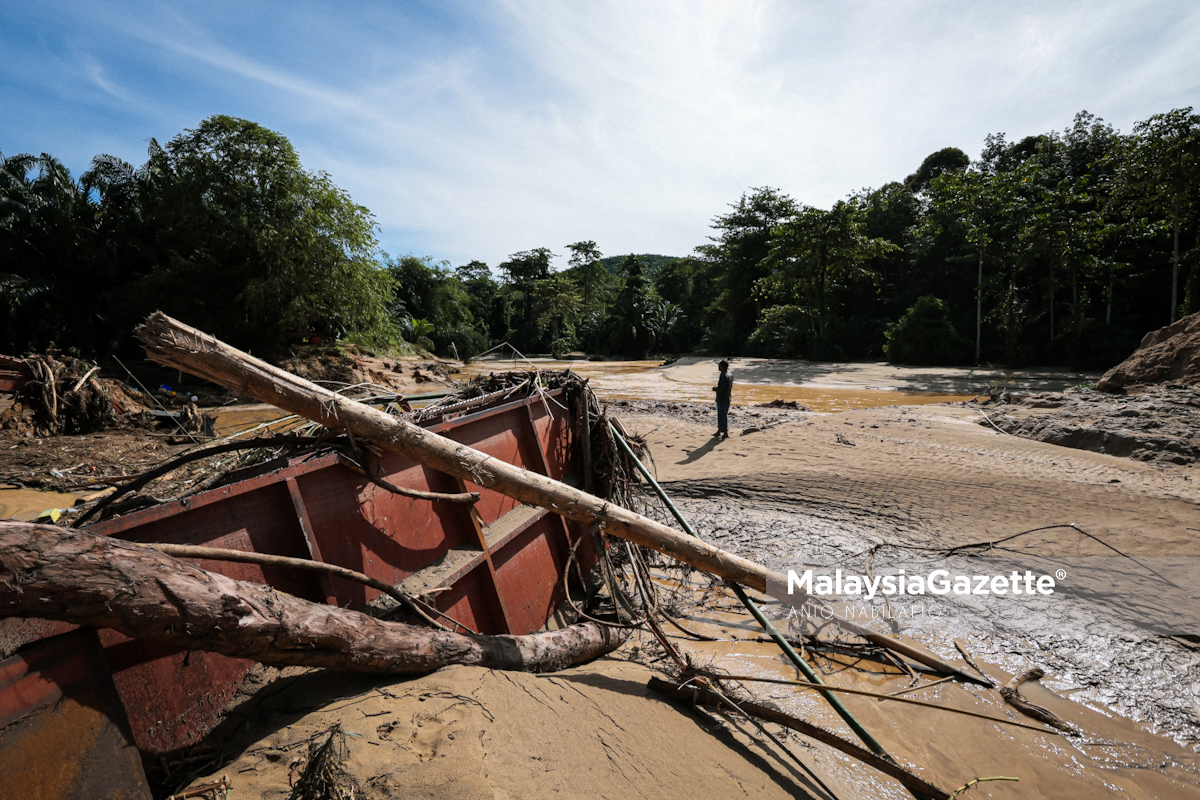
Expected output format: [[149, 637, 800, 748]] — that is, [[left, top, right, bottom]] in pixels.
[[2, 109, 1197, 367]]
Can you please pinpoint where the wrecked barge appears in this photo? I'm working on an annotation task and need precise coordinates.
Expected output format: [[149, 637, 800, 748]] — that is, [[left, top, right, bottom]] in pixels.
[[0, 362, 604, 797]]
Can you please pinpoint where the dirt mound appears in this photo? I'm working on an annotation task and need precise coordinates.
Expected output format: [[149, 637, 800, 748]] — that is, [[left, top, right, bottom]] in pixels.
[[977, 385, 1200, 464], [1098, 311, 1200, 392], [755, 398, 811, 411], [278, 345, 459, 395], [0, 355, 205, 437]]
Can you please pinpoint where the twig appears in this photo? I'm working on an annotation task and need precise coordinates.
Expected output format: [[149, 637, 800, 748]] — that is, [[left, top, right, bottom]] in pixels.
[[949, 776, 1019, 798], [889, 675, 956, 696], [73, 435, 327, 526], [342, 462, 479, 504], [113, 355, 199, 443], [694, 671, 1059, 734], [953, 640, 998, 687], [976, 408, 1011, 435], [999, 667, 1080, 733], [144, 543, 454, 632], [166, 775, 231, 800]]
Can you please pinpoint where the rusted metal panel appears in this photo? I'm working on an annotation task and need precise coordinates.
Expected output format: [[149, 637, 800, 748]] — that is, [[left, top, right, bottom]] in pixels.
[[527, 394, 578, 481], [97, 631, 255, 757], [431, 565, 510, 636], [437, 399, 558, 526], [1, 384, 592, 764], [298, 458, 478, 609], [491, 514, 573, 635], [0, 354, 29, 394], [0, 628, 151, 800]]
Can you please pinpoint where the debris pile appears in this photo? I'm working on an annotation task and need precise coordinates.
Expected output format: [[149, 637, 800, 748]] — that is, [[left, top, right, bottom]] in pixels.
[[2, 355, 147, 435], [1098, 310, 1200, 392]]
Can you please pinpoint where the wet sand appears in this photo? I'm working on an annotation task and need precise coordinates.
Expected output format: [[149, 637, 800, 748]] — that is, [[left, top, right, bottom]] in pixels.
[[615, 400, 1200, 798], [460, 357, 1099, 412]]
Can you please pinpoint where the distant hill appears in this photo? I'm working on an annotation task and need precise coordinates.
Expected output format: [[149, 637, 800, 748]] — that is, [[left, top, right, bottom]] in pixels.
[[597, 254, 682, 282]]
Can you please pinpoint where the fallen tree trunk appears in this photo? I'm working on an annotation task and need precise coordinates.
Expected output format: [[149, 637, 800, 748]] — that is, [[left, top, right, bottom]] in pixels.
[[649, 676, 950, 800], [136, 313, 784, 593], [0, 522, 627, 674]]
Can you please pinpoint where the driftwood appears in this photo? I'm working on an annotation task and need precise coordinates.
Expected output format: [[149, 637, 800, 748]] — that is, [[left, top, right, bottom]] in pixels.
[[136, 313, 784, 593], [999, 667, 1079, 733], [0, 522, 627, 674], [648, 676, 950, 800]]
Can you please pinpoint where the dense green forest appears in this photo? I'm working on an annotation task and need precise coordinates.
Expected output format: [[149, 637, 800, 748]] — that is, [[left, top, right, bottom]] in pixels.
[[2, 109, 1197, 367]]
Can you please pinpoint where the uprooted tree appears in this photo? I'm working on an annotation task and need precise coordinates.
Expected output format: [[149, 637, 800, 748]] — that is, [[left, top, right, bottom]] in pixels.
[[0, 522, 627, 674]]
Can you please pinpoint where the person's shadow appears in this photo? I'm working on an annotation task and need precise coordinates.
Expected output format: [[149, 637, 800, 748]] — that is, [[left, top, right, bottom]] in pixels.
[[677, 434, 723, 465]]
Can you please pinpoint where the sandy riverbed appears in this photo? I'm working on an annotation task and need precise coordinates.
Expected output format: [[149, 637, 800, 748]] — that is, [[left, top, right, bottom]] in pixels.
[[461, 356, 1100, 411], [7, 356, 1197, 797]]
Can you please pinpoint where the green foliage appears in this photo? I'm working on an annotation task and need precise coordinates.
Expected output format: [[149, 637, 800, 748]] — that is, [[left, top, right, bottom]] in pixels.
[[905, 147, 969, 194], [5, 106, 1198, 373], [533, 272, 581, 350], [884, 296, 969, 365], [756, 199, 896, 357], [131, 116, 392, 350], [1, 116, 393, 356], [696, 188, 798, 351], [606, 255, 654, 357], [749, 304, 811, 356]]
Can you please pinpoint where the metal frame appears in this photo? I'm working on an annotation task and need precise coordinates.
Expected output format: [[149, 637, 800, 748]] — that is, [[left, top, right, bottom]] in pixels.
[[0, 386, 597, 769]]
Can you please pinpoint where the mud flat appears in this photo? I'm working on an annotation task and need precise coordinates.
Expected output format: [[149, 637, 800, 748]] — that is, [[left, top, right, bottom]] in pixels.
[[460, 357, 1100, 411], [617, 399, 1200, 798]]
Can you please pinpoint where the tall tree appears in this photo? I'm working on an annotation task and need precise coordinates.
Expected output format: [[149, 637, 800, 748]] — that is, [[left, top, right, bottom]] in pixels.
[[131, 115, 392, 350], [757, 199, 896, 358], [498, 248, 554, 350], [1121, 107, 1200, 322], [696, 187, 797, 350], [564, 241, 608, 308], [607, 255, 654, 357]]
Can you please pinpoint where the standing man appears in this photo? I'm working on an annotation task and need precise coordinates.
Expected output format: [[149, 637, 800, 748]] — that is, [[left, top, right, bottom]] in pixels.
[[713, 359, 732, 438]]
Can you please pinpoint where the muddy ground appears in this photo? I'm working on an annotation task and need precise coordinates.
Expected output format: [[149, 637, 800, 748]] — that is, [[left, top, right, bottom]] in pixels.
[[6, 359, 1200, 797], [167, 394, 1200, 799]]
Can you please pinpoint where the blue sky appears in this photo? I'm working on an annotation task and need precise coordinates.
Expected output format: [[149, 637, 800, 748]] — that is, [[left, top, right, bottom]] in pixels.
[[3, 1, 1198, 269]]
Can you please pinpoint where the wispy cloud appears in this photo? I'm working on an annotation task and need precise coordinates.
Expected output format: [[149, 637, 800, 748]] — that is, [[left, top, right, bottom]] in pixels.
[[2, 0, 1198, 267]]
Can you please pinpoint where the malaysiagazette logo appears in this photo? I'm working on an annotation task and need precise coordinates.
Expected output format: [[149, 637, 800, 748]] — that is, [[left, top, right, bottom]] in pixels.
[[787, 568, 1057, 598]]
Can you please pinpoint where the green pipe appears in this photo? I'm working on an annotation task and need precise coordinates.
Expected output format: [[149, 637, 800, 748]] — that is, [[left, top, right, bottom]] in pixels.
[[401, 390, 453, 401], [609, 423, 893, 761]]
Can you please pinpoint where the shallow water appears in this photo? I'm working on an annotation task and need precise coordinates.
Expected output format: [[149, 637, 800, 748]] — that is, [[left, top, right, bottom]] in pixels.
[[459, 359, 974, 412], [0, 486, 80, 521]]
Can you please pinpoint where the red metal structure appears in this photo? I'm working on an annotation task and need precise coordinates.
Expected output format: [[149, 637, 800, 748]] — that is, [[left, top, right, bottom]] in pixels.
[[0, 386, 596, 792], [0, 355, 28, 394]]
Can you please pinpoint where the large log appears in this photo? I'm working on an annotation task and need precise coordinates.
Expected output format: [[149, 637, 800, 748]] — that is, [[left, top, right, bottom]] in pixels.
[[136, 313, 785, 592], [0, 522, 627, 673]]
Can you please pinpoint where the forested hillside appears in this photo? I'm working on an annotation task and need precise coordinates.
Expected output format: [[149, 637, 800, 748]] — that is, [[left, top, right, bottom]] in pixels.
[[3, 109, 1197, 367]]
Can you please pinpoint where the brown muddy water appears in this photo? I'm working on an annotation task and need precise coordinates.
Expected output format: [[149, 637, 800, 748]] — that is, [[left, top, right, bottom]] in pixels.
[[459, 359, 974, 412], [0, 486, 81, 521], [207, 360, 974, 434]]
